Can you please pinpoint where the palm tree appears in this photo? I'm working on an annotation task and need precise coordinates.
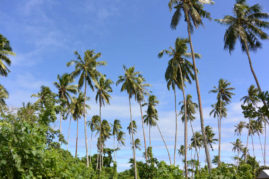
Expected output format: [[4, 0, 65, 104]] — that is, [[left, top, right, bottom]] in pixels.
[[216, 0, 268, 96], [69, 92, 88, 158], [67, 50, 106, 167], [241, 85, 260, 161], [190, 132, 203, 164], [112, 119, 122, 161], [210, 78, 234, 166], [158, 38, 195, 171], [116, 65, 140, 179], [169, 0, 213, 171], [136, 74, 150, 161], [179, 95, 199, 167], [115, 131, 125, 163], [95, 74, 113, 169], [246, 120, 256, 158], [54, 73, 77, 132], [134, 139, 141, 151], [87, 115, 101, 165], [232, 139, 243, 166], [234, 121, 246, 140], [0, 34, 15, 77], [253, 120, 264, 162], [144, 95, 172, 164], [205, 126, 218, 151]]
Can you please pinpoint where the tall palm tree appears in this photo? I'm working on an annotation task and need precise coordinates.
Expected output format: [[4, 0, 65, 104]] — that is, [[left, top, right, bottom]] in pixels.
[[169, 0, 213, 171], [95, 74, 113, 169], [69, 92, 88, 158], [0, 34, 15, 77], [67, 50, 106, 167], [210, 78, 234, 167], [190, 131, 203, 164], [158, 38, 195, 172], [232, 139, 243, 166], [246, 120, 256, 158], [116, 65, 140, 179], [253, 120, 264, 162], [136, 74, 150, 161], [143, 95, 172, 165], [54, 73, 77, 132], [216, 0, 268, 96]]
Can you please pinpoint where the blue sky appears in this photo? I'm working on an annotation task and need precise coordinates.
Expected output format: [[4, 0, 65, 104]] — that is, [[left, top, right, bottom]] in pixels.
[[1, 0, 269, 171]]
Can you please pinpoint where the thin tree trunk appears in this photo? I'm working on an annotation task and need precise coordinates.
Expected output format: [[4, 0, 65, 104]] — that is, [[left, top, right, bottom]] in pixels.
[[129, 97, 138, 179], [99, 98, 103, 171], [157, 123, 172, 165], [84, 82, 89, 167], [67, 116, 72, 151], [218, 116, 222, 167], [178, 64, 188, 178], [89, 131, 92, 165], [59, 111, 63, 133], [265, 122, 267, 166], [139, 102, 148, 161], [75, 118, 79, 158], [184, 8, 212, 171], [149, 125, 151, 147], [258, 134, 264, 163], [251, 135, 255, 158], [246, 129, 250, 162], [173, 88, 178, 165]]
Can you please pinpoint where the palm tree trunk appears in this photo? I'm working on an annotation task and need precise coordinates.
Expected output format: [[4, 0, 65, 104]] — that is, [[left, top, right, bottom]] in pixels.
[[246, 129, 250, 162], [218, 116, 222, 167], [129, 97, 138, 179], [59, 111, 63, 133], [75, 118, 79, 158], [178, 65, 188, 178], [84, 82, 89, 167], [173, 88, 178, 165], [139, 102, 148, 161], [251, 135, 255, 158], [149, 125, 151, 147], [67, 116, 72, 151], [157, 123, 172, 165], [90, 131, 92, 165], [258, 134, 264, 163], [184, 8, 212, 171], [264, 122, 267, 166], [99, 99, 103, 171]]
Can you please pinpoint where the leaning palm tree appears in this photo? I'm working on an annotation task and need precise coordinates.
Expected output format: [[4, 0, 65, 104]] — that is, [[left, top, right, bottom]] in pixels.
[[67, 50, 106, 167], [0, 34, 15, 77], [210, 79, 234, 167], [216, 0, 268, 96], [169, 0, 213, 171], [136, 74, 150, 161], [54, 73, 77, 132], [232, 139, 243, 167], [95, 74, 113, 169], [158, 38, 195, 172], [116, 65, 140, 179]]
